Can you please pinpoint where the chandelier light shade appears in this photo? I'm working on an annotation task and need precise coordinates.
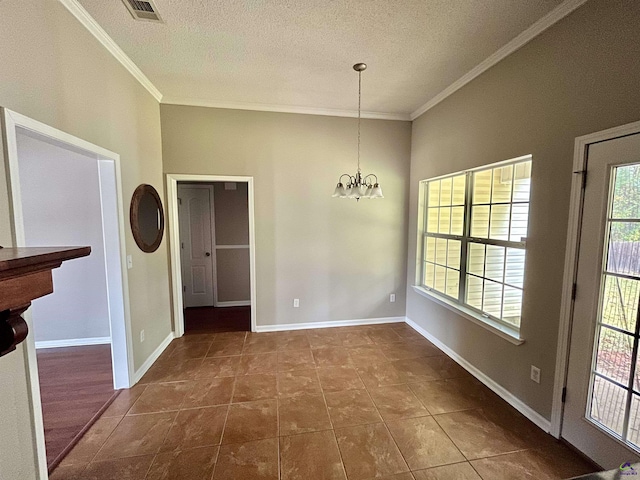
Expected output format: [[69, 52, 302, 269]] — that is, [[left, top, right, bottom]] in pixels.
[[332, 63, 383, 201]]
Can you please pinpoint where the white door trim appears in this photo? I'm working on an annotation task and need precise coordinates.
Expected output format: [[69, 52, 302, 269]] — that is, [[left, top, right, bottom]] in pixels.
[[551, 119, 640, 439], [166, 174, 257, 336], [1, 107, 134, 480]]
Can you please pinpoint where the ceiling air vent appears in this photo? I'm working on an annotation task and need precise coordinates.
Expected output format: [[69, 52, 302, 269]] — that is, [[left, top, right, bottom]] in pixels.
[[122, 0, 163, 23]]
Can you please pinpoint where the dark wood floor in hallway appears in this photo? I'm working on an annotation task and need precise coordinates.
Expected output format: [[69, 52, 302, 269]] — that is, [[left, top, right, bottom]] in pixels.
[[37, 344, 116, 471], [184, 306, 251, 334]]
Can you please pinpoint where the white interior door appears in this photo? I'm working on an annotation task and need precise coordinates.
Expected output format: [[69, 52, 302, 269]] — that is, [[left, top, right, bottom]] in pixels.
[[178, 184, 215, 307], [563, 133, 640, 468]]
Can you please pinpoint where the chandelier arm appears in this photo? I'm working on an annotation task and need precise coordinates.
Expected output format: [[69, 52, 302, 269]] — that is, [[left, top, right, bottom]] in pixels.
[[338, 173, 352, 183], [363, 173, 378, 184]]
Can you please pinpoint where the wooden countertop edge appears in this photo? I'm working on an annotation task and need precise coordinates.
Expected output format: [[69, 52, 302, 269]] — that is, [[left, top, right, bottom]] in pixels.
[[0, 247, 91, 276]]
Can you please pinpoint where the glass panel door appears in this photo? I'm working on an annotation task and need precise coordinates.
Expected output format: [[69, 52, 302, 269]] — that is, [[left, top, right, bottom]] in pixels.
[[589, 164, 640, 445], [563, 132, 640, 469]]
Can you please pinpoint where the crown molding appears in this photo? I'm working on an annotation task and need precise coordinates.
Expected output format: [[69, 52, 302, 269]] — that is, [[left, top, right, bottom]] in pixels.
[[410, 0, 589, 120], [58, 0, 163, 102], [160, 97, 411, 121]]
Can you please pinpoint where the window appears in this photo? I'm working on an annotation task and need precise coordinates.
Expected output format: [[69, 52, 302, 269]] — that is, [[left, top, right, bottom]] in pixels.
[[418, 156, 532, 332]]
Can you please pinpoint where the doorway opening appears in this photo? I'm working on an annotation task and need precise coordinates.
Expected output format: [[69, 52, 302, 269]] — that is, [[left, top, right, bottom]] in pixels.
[[2, 108, 133, 478], [167, 175, 257, 336]]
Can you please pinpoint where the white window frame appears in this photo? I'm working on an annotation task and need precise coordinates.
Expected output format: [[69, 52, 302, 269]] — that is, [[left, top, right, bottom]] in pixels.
[[413, 155, 532, 345]]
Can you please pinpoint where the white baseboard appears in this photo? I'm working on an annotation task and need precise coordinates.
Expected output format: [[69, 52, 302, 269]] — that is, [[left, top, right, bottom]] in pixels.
[[405, 317, 552, 433], [35, 336, 111, 349], [255, 316, 405, 333], [215, 301, 251, 307], [132, 332, 175, 384]]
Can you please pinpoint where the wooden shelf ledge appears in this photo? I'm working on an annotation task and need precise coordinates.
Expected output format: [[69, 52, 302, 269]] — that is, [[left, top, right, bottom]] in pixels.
[[0, 246, 91, 357]]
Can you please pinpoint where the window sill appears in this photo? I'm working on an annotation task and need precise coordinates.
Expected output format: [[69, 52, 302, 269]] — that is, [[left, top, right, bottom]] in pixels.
[[411, 285, 525, 346]]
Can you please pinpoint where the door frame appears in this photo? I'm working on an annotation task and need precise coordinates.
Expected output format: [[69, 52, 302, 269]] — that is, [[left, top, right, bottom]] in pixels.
[[1, 108, 134, 479], [552, 119, 640, 439], [166, 174, 257, 336]]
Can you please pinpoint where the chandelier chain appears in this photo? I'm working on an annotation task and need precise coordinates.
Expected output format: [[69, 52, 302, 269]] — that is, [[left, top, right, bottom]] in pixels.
[[357, 70, 361, 174], [331, 62, 383, 200]]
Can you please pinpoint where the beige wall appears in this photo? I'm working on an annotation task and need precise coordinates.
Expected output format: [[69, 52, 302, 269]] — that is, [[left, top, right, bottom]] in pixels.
[[161, 105, 412, 326], [407, 0, 640, 420], [213, 182, 249, 245], [213, 182, 250, 302], [0, 1, 172, 476], [216, 248, 251, 302]]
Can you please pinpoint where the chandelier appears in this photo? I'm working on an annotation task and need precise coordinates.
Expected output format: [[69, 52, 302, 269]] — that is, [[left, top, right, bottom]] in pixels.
[[332, 63, 383, 200]]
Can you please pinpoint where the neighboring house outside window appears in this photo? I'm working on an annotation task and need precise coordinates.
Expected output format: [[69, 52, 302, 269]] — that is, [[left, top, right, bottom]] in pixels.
[[416, 155, 532, 338]]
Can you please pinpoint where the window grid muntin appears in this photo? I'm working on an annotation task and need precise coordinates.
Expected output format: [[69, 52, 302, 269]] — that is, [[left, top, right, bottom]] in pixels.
[[422, 172, 467, 299], [587, 164, 640, 449], [422, 232, 462, 297], [466, 159, 529, 326], [465, 246, 526, 288], [471, 162, 529, 242], [590, 315, 640, 442], [593, 324, 634, 386], [420, 158, 531, 329]]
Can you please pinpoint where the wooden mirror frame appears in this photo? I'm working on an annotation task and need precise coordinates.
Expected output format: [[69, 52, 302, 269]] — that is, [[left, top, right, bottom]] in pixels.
[[130, 184, 164, 253]]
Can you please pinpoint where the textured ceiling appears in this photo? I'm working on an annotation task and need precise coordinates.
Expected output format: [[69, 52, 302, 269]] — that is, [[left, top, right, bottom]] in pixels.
[[77, 0, 565, 117]]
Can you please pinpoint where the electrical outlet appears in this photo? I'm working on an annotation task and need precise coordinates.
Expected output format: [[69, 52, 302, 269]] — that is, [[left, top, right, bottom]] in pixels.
[[390, 293, 396, 303], [530, 365, 541, 384], [140, 330, 145, 343], [127, 255, 133, 269], [293, 298, 300, 308]]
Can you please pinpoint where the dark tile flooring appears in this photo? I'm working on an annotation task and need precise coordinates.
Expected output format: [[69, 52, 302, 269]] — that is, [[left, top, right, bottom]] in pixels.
[[50, 323, 598, 480]]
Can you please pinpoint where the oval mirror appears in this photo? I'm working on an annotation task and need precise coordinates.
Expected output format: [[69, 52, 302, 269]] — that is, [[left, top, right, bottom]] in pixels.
[[130, 184, 164, 253]]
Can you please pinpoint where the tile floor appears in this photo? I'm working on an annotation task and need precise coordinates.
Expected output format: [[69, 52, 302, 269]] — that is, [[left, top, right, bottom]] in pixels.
[[51, 323, 598, 480]]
